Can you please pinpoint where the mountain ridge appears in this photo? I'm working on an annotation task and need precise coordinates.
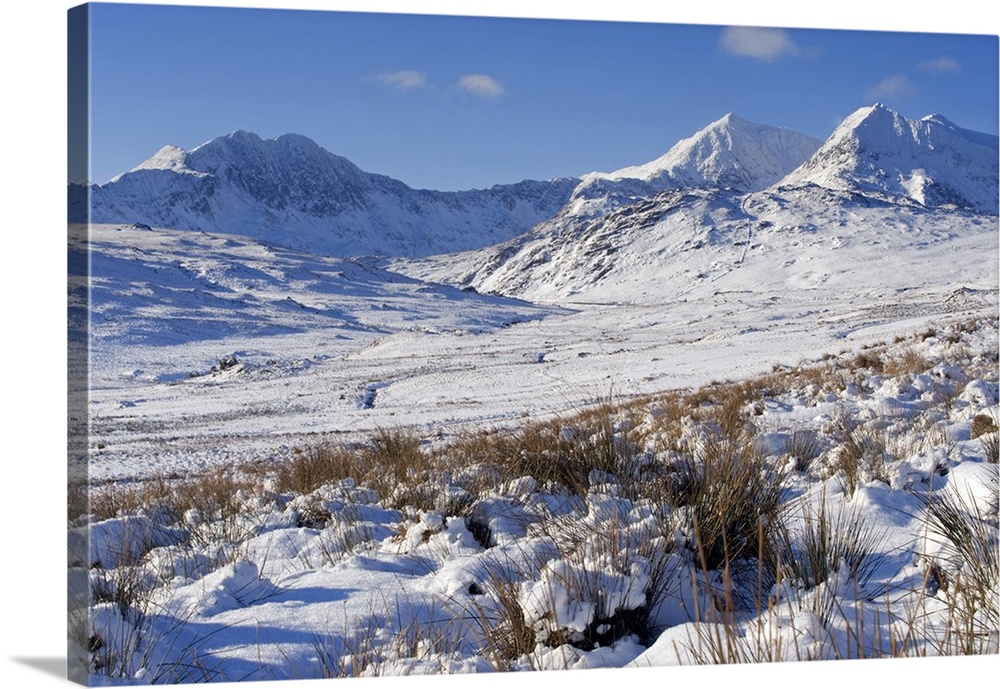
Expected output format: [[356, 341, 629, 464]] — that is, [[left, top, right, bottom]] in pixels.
[[72, 130, 580, 258], [394, 105, 998, 303], [71, 105, 998, 262]]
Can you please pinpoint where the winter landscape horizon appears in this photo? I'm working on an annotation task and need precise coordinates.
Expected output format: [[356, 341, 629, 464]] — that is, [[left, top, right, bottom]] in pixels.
[[61, 3, 998, 688]]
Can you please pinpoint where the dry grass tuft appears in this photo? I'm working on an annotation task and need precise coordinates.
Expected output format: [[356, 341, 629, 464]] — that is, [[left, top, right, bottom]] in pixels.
[[884, 347, 933, 377], [667, 423, 789, 573], [275, 444, 361, 494], [775, 492, 887, 592], [920, 482, 1000, 655]]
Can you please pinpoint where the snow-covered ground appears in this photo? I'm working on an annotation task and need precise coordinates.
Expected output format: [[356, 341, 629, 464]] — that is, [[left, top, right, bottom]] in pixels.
[[79, 189, 997, 483], [72, 302, 999, 683], [71, 207, 998, 684]]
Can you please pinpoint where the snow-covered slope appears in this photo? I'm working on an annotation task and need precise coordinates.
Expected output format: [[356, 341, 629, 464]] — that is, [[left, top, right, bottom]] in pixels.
[[568, 114, 822, 216], [779, 103, 999, 213], [397, 185, 998, 305], [79, 223, 555, 351], [71, 131, 578, 258], [588, 113, 821, 191], [398, 105, 997, 303], [79, 218, 998, 483]]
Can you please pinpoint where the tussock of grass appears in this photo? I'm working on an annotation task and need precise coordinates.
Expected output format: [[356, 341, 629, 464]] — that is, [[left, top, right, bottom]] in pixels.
[[828, 413, 905, 495], [971, 413, 999, 439], [274, 444, 360, 495], [775, 493, 887, 591], [473, 566, 538, 669], [884, 347, 933, 377], [971, 413, 999, 464], [785, 429, 824, 473], [671, 428, 788, 573], [438, 397, 646, 500], [521, 504, 681, 650], [920, 482, 1000, 655], [90, 468, 262, 526], [983, 431, 999, 465]]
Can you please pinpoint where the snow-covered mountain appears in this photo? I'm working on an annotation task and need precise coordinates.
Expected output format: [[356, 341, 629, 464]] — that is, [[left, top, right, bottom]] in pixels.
[[570, 113, 822, 211], [71, 105, 997, 274], [397, 105, 998, 303], [779, 103, 999, 213], [68, 115, 823, 259], [389, 112, 827, 294], [69, 131, 578, 258]]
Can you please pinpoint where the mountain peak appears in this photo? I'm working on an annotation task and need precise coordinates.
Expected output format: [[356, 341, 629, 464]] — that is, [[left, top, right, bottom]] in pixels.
[[863, 102, 894, 116], [579, 113, 821, 195], [80, 129, 579, 258], [188, 131, 357, 172], [223, 129, 263, 143], [273, 132, 323, 148], [779, 104, 998, 212], [714, 112, 749, 127], [840, 102, 905, 132], [125, 144, 193, 177]]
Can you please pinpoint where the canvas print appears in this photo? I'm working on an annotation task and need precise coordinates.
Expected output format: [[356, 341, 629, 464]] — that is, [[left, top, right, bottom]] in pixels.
[[67, 2, 999, 685]]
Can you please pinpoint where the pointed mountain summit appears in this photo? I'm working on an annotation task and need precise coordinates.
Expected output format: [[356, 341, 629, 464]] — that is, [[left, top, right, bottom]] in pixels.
[[577, 113, 822, 196], [779, 103, 999, 213], [125, 144, 194, 177]]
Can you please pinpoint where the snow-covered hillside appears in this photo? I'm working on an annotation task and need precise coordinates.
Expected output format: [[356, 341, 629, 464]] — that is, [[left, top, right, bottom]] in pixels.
[[78, 208, 996, 483], [398, 184, 997, 304], [73, 105, 1000, 480], [69, 131, 578, 258], [570, 113, 821, 211], [397, 105, 998, 303], [82, 224, 553, 349], [779, 103, 999, 213]]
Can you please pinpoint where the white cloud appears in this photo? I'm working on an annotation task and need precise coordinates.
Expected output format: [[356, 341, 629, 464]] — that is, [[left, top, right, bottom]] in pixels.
[[918, 56, 961, 73], [373, 70, 427, 91], [866, 74, 917, 100], [720, 26, 799, 61], [458, 74, 505, 98]]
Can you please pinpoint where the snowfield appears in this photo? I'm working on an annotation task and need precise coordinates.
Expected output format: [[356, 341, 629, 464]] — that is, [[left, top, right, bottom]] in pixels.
[[69, 104, 999, 684], [71, 216, 998, 683], [78, 190, 997, 483]]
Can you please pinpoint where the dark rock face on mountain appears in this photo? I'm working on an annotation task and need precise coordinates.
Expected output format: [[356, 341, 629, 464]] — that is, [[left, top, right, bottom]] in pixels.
[[72, 131, 578, 258]]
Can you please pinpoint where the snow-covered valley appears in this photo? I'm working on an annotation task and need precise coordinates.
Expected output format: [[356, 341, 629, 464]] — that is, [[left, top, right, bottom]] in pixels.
[[78, 201, 996, 484], [69, 104, 999, 684]]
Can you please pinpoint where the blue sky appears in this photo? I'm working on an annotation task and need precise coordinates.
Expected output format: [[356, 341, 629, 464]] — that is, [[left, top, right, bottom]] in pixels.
[[82, 1, 999, 190]]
